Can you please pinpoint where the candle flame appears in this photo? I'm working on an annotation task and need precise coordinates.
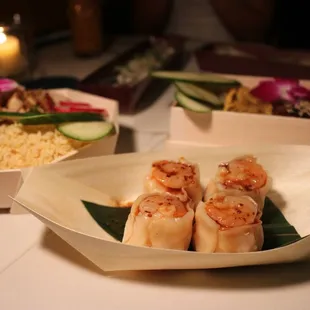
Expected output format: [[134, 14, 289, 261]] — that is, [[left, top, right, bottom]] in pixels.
[[0, 32, 7, 44]]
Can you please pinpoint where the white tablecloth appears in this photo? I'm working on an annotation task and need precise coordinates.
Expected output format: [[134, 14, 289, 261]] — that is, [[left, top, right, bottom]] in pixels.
[[0, 214, 45, 272], [1, 225, 310, 310]]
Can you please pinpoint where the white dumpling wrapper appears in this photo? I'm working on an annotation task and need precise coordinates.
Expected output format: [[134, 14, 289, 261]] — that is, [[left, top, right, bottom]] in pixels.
[[193, 201, 264, 253], [122, 193, 194, 250]]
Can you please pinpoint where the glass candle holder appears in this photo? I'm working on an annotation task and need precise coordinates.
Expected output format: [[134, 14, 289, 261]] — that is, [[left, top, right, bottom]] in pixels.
[[0, 20, 29, 79]]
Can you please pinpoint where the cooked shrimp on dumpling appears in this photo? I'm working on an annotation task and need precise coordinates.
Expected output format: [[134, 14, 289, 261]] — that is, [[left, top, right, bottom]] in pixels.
[[193, 192, 263, 253], [205, 155, 271, 214], [145, 157, 202, 209]]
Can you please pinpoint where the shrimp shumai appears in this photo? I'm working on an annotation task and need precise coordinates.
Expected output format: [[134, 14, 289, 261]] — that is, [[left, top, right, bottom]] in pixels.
[[193, 192, 264, 253], [144, 158, 202, 209], [205, 155, 271, 214], [122, 193, 194, 250]]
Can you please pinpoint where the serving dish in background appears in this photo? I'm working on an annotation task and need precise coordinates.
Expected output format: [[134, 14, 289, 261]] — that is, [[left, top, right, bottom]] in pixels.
[[147, 70, 310, 147], [79, 36, 185, 114], [0, 88, 119, 210], [195, 42, 310, 79]]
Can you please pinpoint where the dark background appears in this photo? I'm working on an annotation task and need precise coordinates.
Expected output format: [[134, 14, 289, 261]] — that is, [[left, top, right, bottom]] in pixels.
[[1, 0, 310, 49]]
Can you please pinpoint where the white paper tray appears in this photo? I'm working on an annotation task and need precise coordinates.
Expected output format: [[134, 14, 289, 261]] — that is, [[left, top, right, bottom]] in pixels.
[[169, 74, 310, 146], [12, 144, 310, 272]]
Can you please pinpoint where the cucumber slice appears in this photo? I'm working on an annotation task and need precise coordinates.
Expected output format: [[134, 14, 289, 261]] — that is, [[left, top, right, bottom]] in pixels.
[[152, 71, 240, 94], [19, 112, 104, 125], [175, 82, 222, 107], [0, 111, 38, 121], [152, 71, 239, 84], [57, 121, 115, 141], [175, 91, 212, 113]]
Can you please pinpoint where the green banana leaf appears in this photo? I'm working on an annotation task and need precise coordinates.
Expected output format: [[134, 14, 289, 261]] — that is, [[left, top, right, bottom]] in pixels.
[[82, 200, 131, 242], [82, 197, 302, 249]]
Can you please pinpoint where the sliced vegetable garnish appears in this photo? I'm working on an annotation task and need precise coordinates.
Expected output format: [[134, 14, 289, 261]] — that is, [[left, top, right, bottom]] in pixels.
[[59, 101, 92, 108], [55, 106, 107, 114], [175, 82, 223, 107], [175, 91, 212, 113], [152, 71, 240, 94], [57, 121, 115, 141], [19, 112, 105, 125], [55, 101, 108, 116], [0, 111, 39, 121], [152, 71, 238, 84]]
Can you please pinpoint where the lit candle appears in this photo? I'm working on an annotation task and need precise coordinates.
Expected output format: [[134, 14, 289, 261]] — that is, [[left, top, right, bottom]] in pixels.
[[0, 27, 24, 77]]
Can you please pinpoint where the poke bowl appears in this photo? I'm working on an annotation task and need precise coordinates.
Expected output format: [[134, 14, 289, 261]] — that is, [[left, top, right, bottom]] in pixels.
[[0, 79, 119, 209]]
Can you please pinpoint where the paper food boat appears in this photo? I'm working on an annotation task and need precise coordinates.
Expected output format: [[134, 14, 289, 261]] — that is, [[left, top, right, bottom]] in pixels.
[[0, 88, 119, 210], [169, 74, 310, 147], [12, 144, 310, 272]]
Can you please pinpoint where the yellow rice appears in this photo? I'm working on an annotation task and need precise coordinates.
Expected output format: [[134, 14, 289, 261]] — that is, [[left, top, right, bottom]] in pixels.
[[0, 123, 87, 170]]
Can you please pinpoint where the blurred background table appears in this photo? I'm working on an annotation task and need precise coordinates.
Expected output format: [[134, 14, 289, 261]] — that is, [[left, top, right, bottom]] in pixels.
[[28, 36, 201, 155]]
